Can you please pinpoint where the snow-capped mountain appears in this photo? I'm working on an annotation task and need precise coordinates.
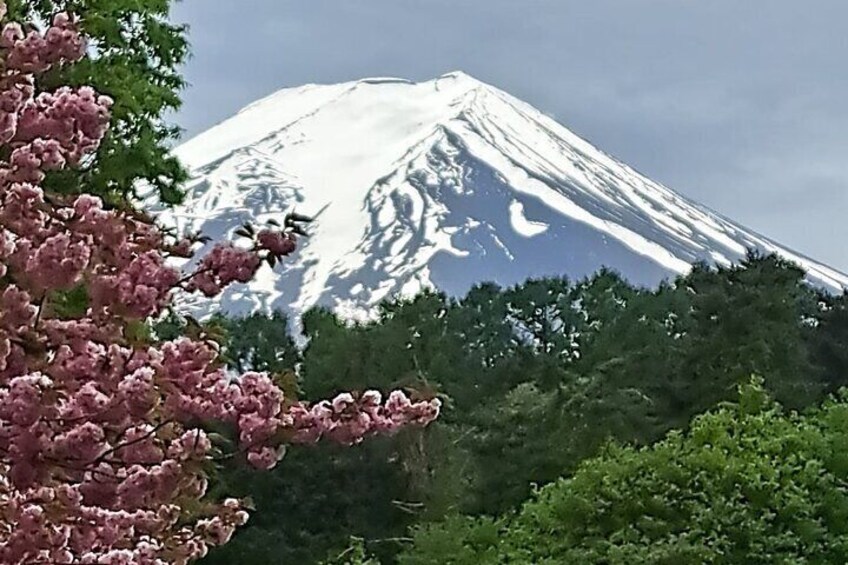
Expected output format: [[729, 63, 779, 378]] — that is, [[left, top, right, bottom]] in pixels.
[[158, 71, 848, 321]]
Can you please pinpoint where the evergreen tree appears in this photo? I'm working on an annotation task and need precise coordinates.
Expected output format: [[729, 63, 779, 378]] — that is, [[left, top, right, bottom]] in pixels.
[[811, 291, 848, 390], [677, 253, 821, 412], [216, 311, 299, 374]]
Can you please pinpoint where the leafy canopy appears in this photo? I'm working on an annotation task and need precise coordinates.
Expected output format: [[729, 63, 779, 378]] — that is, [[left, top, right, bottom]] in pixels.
[[401, 379, 848, 564]]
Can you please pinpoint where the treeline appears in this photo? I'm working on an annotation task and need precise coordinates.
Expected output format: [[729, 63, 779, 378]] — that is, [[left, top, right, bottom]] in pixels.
[[157, 253, 848, 563]]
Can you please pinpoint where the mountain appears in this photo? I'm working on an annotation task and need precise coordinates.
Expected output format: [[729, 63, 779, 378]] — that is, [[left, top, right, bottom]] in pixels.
[[157, 71, 848, 322]]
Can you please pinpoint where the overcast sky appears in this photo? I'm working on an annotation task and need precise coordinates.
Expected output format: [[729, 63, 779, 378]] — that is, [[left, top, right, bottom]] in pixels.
[[171, 0, 848, 272]]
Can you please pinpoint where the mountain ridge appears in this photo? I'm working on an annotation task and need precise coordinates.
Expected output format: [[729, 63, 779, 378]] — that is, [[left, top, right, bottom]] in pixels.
[[155, 71, 848, 322]]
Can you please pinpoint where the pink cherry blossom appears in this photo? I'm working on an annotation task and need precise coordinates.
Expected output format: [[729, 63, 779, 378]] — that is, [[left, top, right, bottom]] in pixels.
[[257, 229, 297, 255], [0, 5, 439, 562], [187, 243, 262, 297]]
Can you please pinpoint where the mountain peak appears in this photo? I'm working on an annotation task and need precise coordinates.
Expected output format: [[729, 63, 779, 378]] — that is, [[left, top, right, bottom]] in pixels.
[[355, 77, 414, 86], [175, 72, 498, 172], [160, 74, 848, 323], [436, 70, 483, 83]]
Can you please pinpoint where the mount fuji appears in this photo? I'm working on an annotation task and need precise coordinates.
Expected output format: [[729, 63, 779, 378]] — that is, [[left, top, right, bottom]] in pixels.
[[157, 71, 848, 322]]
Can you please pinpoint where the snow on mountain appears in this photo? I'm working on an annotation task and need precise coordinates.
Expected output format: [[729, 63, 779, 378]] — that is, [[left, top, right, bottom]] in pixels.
[[156, 71, 848, 322]]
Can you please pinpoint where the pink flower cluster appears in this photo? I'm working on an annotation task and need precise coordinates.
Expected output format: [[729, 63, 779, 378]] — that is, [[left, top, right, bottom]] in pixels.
[[256, 229, 296, 256], [0, 12, 84, 74], [16, 86, 114, 165], [0, 5, 440, 563], [187, 244, 262, 297], [287, 390, 442, 448]]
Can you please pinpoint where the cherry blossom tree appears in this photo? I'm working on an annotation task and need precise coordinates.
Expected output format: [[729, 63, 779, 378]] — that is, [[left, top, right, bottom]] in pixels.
[[0, 5, 440, 563]]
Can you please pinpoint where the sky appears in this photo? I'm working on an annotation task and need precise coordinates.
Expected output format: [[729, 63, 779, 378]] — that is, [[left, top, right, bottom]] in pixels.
[[171, 0, 848, 272]]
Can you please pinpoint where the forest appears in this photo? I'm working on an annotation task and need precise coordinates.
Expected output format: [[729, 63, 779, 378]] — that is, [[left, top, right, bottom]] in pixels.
[[175, 254, 848, 563]]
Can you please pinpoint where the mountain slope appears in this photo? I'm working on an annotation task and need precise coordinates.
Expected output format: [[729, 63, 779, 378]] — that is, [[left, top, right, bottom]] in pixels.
[[158, 71, 848, 321]]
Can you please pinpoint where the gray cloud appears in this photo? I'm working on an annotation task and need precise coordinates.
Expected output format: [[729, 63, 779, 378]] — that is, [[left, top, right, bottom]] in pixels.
[[171, 0, 848, 271]]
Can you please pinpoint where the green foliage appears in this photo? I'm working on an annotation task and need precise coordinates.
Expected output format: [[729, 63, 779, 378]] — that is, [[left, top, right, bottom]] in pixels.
[[179, 253, 846, 563], [7, 0, 189, 204], [398, 515, 504, 565], [811, 291, 848, 390], [212, 311, 299, 375], [674, 252, 821, 412], [322, 538, 381, 565], [47, 284, 89, 319], [402, 380, 848, 563], [201, 437, 416, 565], [151, 309, 188, 342]]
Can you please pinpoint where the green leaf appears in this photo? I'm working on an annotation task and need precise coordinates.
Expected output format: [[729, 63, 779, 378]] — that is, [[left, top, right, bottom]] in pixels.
[[49, 284, 90, 319]]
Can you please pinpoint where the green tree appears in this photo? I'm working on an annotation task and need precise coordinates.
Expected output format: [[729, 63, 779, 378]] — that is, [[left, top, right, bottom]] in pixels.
[[202, 310, 434, 565], [190, 257, 843, 563], [402, 379, 848, 564], [464, 383, 572, 514], [811, 291, 848, 391], [322, 538, 381, 565], [399, 515, 503, 565], [7, 0, 189, 204], [216, 311, 299, 374], [676, 253, 821, 412], [201, 438, 414, 565]]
